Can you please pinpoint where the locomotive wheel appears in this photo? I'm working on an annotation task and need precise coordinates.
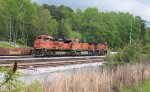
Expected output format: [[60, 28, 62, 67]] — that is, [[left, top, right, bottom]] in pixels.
[[98, 51, 102, 56], [96, 52, 99, 56], [71, 51, 77, 56], [88, 52, 93, 56], [104, 51, 107, 55], [52, 51, 56, 56], [77, 51, 81, 56], [65, 51, 71, 56]]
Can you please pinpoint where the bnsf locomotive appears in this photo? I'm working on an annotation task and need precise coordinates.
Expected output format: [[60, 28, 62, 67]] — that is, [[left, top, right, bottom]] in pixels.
[[33, 35, 108, 56]]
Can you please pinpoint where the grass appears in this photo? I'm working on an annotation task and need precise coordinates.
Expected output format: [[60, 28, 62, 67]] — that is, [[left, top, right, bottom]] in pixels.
[[1, 61, 150, 92], [0, 41, 29, 48], [0, 42, 15, 48], [121, 80, 150, 92], [39, 62, 150, 92]]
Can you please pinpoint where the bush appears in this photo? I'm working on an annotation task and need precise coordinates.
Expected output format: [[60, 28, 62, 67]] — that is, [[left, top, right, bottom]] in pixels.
[[0, 62, 43, 92], [145, 44, 150, 57], [24, 80, 43, 92], [0, 62, 24, 92], [121, 80, 150, 92], [17, 38, 26, 45], [106, 43, 143, 64]]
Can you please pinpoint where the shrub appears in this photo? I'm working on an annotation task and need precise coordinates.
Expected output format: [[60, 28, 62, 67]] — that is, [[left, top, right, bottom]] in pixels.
[[0, 62, 24, 92], [145, 44, 150, 58], [24, 80, 43, 92], [114, 42, 143, 63], [17, 38, 26, 45], [0, 62, 43, 92]]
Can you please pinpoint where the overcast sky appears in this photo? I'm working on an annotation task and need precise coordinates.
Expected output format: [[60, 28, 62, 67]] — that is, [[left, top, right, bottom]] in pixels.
[[32, 0, 150, 21]]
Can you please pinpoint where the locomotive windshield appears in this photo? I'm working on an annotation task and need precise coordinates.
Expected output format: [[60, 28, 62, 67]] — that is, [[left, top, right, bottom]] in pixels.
[[37, 36, 42, 39], [44, 37, 49, 41]]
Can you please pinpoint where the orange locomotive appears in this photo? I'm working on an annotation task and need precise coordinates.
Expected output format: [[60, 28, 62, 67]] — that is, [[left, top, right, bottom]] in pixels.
[[33, 35, 108, 56]]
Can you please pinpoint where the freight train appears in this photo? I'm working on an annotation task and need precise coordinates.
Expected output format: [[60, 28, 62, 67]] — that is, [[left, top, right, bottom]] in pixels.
[[33, 35, 108, 56], [0, 35, 108, 56]]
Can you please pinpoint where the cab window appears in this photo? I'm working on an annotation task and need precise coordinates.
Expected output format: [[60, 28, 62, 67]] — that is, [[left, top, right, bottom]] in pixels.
[[44, 38, 49, 41], [37, 36, 42, 39], [50, 38, 53, 41]]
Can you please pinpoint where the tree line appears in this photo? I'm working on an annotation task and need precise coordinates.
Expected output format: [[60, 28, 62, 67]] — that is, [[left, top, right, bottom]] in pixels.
[[0, 0, 149, 49]]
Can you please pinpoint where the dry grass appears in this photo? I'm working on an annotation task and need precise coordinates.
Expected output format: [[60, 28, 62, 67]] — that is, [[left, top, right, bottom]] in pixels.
[[41, 62, 150, 92]]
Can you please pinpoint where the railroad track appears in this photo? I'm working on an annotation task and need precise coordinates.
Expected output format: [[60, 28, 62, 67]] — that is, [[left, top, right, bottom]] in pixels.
[[0, 55, 105, 59], [0, 56, 104, 69], [0, 55, 33, 59], [0, 56, 105, 62], [1, 59, 103, 68]]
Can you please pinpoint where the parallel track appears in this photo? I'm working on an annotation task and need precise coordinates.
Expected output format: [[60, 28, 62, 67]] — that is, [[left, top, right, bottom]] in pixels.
[[0, 55, 33, 59], [0, 55, 104, 59], [0, 56, 105, 62], [1, 59, 103, 68], [0, 56, 104, 69]]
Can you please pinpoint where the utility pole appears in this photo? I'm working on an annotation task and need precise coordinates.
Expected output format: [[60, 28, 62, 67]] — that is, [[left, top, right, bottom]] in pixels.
[[130, 15, 132, 44], [130, 10, 133, 44]]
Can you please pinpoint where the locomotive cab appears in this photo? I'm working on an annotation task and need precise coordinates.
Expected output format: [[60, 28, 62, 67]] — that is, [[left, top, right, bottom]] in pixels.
[[34, 35, 53, 49], [33, 35, 54, 56]]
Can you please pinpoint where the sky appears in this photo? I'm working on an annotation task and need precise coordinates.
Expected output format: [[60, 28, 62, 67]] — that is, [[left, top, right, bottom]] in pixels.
[[32, 0, 150, 21]]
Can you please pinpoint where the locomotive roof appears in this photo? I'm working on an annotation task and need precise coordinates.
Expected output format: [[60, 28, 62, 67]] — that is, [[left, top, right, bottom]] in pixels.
[[37, 35, 53, 39]]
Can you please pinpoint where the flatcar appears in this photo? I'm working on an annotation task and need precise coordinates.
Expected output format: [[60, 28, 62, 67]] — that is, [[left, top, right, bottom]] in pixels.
[[0, 48, 31, 56], [33, 35, 108, 56]]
